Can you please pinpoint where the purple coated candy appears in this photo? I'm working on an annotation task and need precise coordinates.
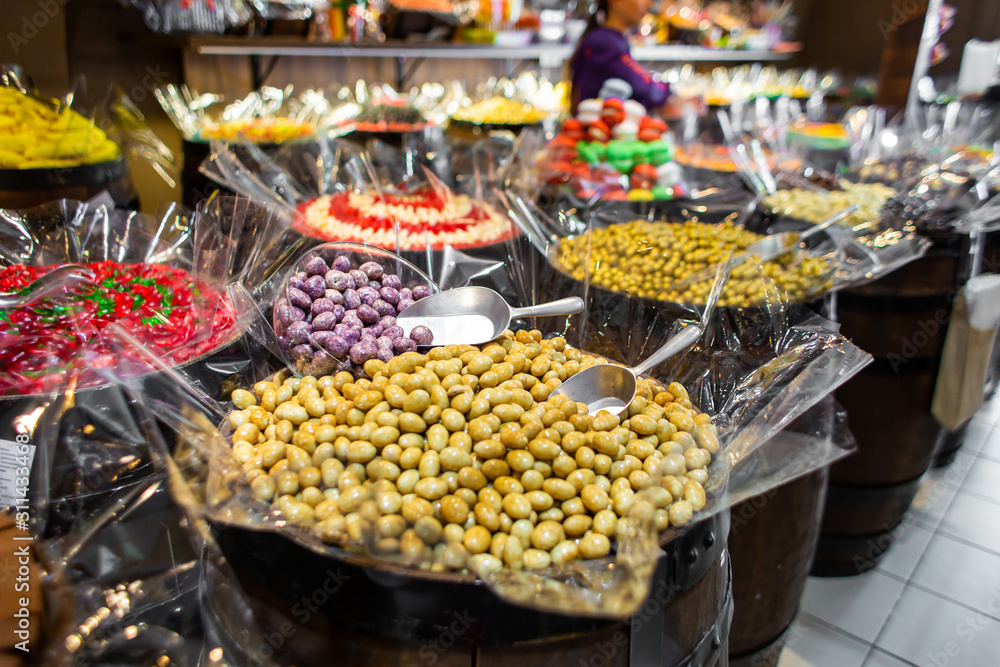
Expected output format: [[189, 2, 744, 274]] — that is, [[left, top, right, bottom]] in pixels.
[[304, 275, 327, 299], [287, 275, 305, 291], [369, 280, 382, 289], [289, 306, 306, 322], [377, 336, 395, 350], [325, 270, 353, 291], [357, 304, 379, 325], [357, 286, 379, 306], [349, 270, 369, 289], [305, 256, 329, 276], [275, 320, 286, 337], [372, 300, 395, 317], [294, 271, 308, 282], [381, 274, 402, 290], [383, 325, 404, 340], [287, 287, 312, 311], [289, 344, 313, 361], [341, 312, 364, 329], [377, 347, 394, 363], [409, 325, 433, 345], [360, 261, 384, 280], [399, 287, 412, 300], [397, 298, 415, 312], [332, 255, 351, 272], [412, 285, 432, 300], [277, 334, 292, 350], [311, 298, 336, 316], [323, 335, 351, 358], [312, 312, 339, 331], [275, 299, 293, 325], [311, 330, 334, 348], [342, 289, 362, 310], [331, 304, 345, 323], [349, 339, 378, 365], [287, 321, 313, 344], [333, 325, 360, 346], [377, 315, 397, 330], [324, 289, 344, 305], [379, 286, 400, 305], [393, 337, 417, 354]]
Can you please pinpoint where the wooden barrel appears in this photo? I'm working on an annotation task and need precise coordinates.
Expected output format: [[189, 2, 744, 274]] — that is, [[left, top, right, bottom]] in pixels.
[[207, 512, 732, 666], [815, 231, 975, 576], [729, 469, 828, 667], [0, 157, 138, 210]]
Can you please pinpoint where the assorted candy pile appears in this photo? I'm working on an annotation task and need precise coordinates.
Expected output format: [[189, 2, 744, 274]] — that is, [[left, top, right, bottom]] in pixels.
[[0, 87, 120, 169], [295, 187, 514, 251], [540, 98, 684, 202], [274, 254, 434, 378], [342, 99, 428, 134], [451, 97, 547, 126], [228, 330, 715, 575], [0, 261, 236, 396], [201, 118, 315, 144]]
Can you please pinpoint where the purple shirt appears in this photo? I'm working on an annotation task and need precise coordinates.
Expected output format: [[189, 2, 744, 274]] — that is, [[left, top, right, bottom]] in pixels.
[[570, 28, 669, 111]]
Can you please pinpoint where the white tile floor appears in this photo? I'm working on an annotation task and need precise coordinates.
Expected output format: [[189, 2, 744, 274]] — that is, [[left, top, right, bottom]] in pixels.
[[776, 394, 1000, 667]]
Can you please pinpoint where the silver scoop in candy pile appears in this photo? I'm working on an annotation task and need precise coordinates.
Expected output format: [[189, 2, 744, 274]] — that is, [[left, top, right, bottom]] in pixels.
[[549, 251, 736, 416], [396, 286, 585, 346], [0, 265, 97, 308], [548, 324, 703, 416]]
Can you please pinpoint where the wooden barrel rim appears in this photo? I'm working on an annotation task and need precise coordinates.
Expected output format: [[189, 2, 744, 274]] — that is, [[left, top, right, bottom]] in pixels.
[[0, 156, 126, 190]]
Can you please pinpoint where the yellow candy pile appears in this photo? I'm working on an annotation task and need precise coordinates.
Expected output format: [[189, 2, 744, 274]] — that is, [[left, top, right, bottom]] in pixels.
[[0, 87, 119, 169], [452, 98, 547, 126]]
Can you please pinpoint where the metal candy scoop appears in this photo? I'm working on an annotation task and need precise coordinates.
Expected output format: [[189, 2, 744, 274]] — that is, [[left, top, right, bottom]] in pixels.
[[550, 251, 733, 415], [548, 324, 703, 416], [396, 286, 584, 346], [0, 265, 96, 308]]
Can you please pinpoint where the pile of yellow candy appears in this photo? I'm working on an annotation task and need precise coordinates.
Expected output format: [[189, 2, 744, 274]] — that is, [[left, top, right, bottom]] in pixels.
[[451, 98, 547, 126], [0, 87, 120, 169], [202, 118, 314, 144]]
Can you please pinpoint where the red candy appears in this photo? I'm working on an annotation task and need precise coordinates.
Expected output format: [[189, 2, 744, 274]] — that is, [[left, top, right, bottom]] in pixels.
[[0, 262, 236, 396], [589, 120, 612, 142]]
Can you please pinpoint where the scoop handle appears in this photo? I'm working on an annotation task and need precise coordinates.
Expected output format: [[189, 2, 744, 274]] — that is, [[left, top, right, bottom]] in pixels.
[[509, 296, 585, 319], [630, 325, 702, 377]]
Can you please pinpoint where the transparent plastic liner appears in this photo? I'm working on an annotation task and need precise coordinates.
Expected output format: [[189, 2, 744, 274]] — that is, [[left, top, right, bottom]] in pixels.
[[156, 84, 335, 144], [1, 69, 179, 189], [201, 135, 521, 286]]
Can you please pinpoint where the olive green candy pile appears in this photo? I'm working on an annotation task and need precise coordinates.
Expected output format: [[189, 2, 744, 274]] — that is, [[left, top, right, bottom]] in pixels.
[[554, 220, 831, 306], [226, 330, 719, 577], [763, 182, 895, 228]]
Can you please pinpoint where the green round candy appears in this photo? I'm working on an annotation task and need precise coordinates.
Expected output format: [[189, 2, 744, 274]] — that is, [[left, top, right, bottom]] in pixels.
[[591, 142, 607, 162], [577, 143, 600, 165], [605, 141, 632, 162], [630, 141, 653, 164], [652, 186, 673, 200], [610, 158, 633, 174], [650, 143, 673, 166]]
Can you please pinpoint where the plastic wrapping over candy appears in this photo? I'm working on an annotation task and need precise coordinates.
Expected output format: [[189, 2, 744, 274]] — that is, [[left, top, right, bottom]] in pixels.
[[122, 0, 252, 34], [0, 192, 302, 663], [200, 134, 520, 289], [156, 84, 334, 144], [134, 210, 871, 630]]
